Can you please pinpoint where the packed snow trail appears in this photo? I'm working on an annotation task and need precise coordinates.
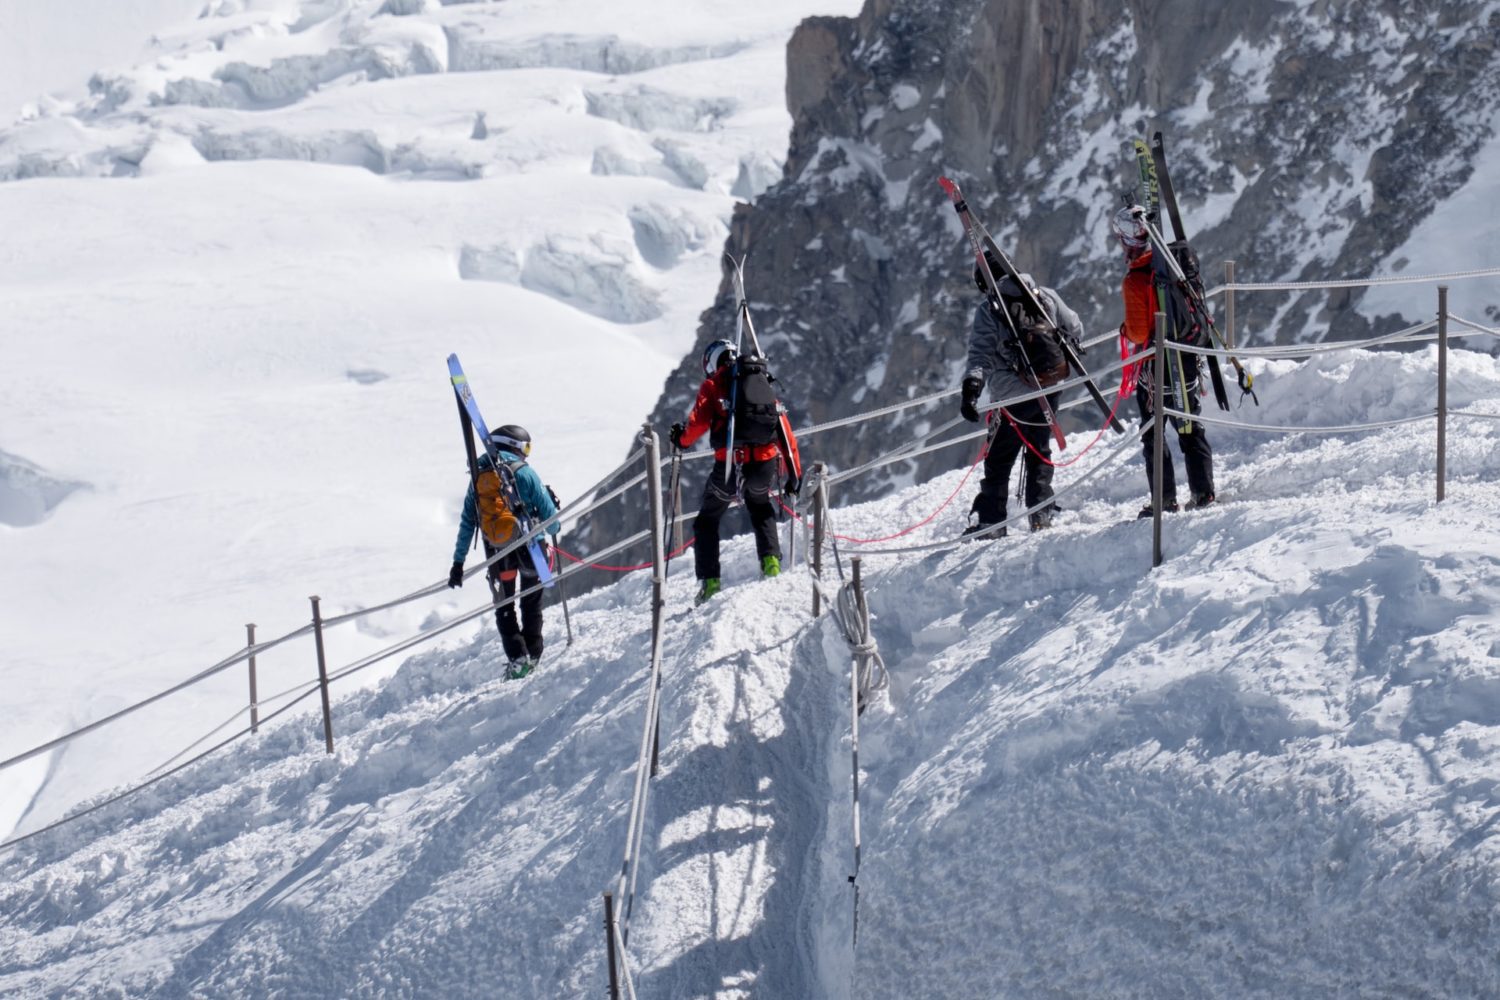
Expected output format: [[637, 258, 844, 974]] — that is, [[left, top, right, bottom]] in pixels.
[[2, 347, 1500, 997]]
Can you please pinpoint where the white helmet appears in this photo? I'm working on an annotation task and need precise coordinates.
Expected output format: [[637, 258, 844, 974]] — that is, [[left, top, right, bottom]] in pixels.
[[1111, 205, 1150, 256]]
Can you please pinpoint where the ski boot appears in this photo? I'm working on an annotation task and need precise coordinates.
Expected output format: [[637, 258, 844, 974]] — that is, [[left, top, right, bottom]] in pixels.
[[961, 519, 1007, 540], [761, 555, 781, 578], [695, 577, 721, 606], [1137, 500, 1179, 519], [504, 657, 535, 681], [1187, 492, 1216, 510]]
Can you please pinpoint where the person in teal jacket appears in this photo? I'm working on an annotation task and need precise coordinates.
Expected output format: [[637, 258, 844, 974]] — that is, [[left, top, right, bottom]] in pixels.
[[448, 424, 560, 678]]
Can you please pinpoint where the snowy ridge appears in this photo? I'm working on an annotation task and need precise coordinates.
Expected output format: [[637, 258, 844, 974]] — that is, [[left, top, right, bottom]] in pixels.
[[4, 345, 1500, 996]]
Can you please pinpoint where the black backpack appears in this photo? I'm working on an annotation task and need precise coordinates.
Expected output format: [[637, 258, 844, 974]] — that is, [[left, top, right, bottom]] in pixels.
[[997, 298, 1069, 386], [1157, 240, 1208, 346], [732, 355, 781, 446]]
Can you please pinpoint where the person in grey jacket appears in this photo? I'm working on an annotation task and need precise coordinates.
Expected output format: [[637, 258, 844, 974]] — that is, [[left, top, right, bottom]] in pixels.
[[959, 254, 1084, 537]]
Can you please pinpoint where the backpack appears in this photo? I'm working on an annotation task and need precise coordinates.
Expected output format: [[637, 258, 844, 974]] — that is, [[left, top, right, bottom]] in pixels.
[[1156, 240, 1208, 347], [474, 459, 526, 547], [731, 355, 781, 446], [997, 298, 1069, 387]]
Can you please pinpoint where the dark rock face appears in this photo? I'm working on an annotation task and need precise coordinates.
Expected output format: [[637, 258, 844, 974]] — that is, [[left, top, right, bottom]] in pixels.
[[578, 0, 1500, 553]]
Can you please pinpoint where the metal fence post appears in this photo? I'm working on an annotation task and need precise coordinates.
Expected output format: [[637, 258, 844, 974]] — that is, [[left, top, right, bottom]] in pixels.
[[1152, 312, 1166, 569], [1224, 259, 1236, 349], [849, 555, 866, 854], [642, 426, 667, 778], [246, 623, 259, 734], [1437, 284, 1448, 503], [310, 596, 335, 754], [812, 464, 828, 616], [603, 891, 622, 1000]]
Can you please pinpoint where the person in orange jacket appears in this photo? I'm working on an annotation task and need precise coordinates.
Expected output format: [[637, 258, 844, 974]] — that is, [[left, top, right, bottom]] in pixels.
[[670, 339, 799, 604], [1113, 205, 1215, 517]]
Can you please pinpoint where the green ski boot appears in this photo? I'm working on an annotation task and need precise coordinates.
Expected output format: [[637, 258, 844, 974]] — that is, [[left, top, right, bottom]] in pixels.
[[761, 555, 781, 578], [695, 578, 721, 605], [505, 657, 535, 680]]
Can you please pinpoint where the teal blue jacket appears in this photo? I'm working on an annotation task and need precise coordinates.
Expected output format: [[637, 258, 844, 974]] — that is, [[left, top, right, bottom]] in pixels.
[[452, 450, 560, 563]]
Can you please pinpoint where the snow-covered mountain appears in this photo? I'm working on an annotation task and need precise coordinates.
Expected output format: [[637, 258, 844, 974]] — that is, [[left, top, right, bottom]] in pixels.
[[3, 346, 1500, 997], [620, 0, 1500, 516], [0, 0, 859, 837]]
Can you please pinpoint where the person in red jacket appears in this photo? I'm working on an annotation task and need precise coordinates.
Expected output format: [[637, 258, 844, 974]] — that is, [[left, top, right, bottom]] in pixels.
[[670, 339, 793, 605], [1113, 205, 1215, 517]]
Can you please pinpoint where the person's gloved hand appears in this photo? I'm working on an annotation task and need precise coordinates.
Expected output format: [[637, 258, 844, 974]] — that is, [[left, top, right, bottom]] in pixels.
[[669, 422, 687, 450], [784, 473, 801, 496], [960, 376, 984, 423], [448, 561, 464, 588]]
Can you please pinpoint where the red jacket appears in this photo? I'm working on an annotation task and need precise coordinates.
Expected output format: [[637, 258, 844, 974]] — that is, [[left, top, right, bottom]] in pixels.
[[680, 368, 784, 463], [1120, 249, 1159, 346]]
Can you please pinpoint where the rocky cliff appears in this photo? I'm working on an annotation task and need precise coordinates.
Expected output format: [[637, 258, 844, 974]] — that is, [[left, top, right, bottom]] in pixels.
[[580, 0, 1500, 559]]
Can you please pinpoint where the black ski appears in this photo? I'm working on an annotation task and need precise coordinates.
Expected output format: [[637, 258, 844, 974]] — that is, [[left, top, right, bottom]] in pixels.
[[1146, 132, 1237, 410], [940, 176, 1125, 441], [981, 233, 1127, 435]]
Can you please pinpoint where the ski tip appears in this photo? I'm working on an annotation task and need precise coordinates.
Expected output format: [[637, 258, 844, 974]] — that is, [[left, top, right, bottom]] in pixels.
[[937, 175, 958, 196]]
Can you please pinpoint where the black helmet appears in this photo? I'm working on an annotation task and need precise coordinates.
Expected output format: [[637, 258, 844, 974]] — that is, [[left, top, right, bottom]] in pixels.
[[490, 424, 532, 456]]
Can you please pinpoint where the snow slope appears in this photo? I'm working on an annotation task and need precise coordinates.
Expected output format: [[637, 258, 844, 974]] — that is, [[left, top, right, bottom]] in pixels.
[[0, 0, 204, 121], [0, 0, 860, 838], [3, 344, 1499, 997]]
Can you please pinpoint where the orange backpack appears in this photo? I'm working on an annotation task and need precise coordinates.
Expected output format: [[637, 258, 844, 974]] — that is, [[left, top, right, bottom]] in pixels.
[[474, 462, 523, 546]]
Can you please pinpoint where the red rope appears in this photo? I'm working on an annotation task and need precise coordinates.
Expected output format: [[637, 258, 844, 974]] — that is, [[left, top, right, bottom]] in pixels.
[[777, 440, 990, 544], [1003, 370, 1131, 468], [554, 537, 695, 573]]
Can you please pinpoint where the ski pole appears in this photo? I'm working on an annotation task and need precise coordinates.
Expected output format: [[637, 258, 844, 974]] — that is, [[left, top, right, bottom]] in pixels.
[[555, 556, 572, 646], [663, 448, 683, 582]]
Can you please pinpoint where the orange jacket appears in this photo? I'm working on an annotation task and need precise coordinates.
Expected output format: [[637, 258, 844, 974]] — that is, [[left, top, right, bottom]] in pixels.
[[1120, 249, 1159, 346]]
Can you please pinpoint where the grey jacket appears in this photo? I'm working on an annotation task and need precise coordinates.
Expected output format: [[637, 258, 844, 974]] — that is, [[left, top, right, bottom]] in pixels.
[[964, 273, 1083, 405]]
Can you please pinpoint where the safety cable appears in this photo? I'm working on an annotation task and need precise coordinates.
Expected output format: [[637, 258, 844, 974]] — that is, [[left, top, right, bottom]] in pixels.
[[1164, 319, 1437, 360], [1203, 264, 1500, 297], [1161, 407, 1433, 434], [783, 439, 990, 544], [1451, 314, 1500, 337], [555, 537, 696, 573], [0, 684, 326, 854], [842, 425, 1144, 558]]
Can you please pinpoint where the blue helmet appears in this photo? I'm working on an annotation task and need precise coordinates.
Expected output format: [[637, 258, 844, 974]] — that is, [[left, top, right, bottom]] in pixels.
[[701, 339, 736, 376]]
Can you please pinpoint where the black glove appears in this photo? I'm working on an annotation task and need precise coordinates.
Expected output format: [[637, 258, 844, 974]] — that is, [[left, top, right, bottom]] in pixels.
[[784, 473, 801, 496], [546, 484, 561, 508], [960, 376, 984, 423], [669, 422, 687, 450], [447, 561, 464, 589]]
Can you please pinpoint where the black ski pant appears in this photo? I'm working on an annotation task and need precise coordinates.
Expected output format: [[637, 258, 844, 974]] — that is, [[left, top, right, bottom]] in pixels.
[[693, 458, 781, 581], [972, 395, 1058, 525], [490, 551, 544, 663], [1136, 354, 1214, 504]]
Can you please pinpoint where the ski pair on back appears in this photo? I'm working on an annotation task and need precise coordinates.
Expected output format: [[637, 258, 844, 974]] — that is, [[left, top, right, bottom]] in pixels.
[[448, 354, 554, 585], [940, 176, 1126, 451], [1126, 131, 1256, 409]]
